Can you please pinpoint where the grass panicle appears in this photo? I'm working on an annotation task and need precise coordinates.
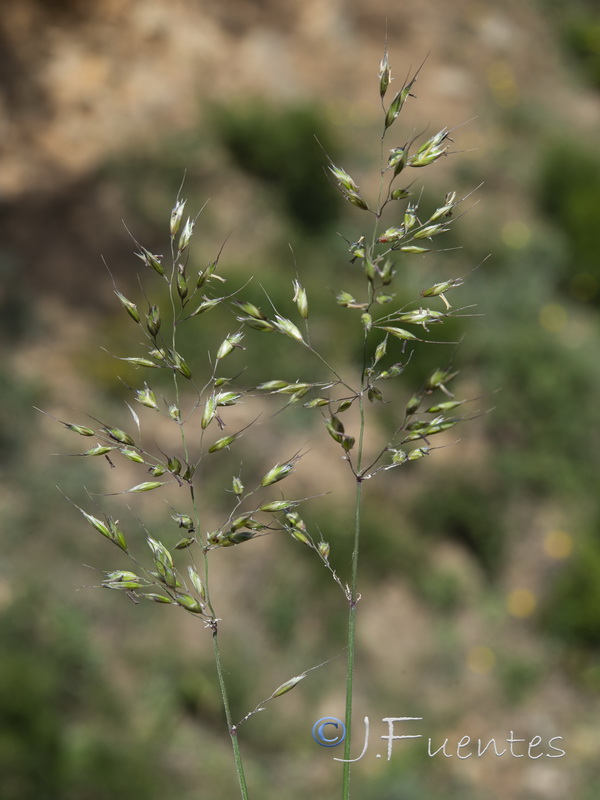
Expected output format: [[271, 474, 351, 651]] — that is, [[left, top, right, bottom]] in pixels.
[[46, 47, 481, 800]]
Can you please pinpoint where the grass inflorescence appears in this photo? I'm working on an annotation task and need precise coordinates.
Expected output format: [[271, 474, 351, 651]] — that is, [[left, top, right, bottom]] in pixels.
[[47, 48, 482, 800]]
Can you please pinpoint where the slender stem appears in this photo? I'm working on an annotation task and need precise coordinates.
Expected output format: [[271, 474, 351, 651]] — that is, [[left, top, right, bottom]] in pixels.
[[167, 237, 250, 799], [370, 129, 388, 249], [340, 104, 402, 796], [213, 630, 250, 800], [341, 339, 367, 800], [341, 481, 362, 798], [307, 343, 357, 396], [191, 485, 249, 799]]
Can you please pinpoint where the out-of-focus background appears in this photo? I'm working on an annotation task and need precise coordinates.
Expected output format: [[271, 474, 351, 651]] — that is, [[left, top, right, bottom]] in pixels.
[[1, 1, 599, 798]]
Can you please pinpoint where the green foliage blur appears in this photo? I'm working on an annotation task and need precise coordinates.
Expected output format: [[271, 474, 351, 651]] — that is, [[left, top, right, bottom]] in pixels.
[[537, 139, 600, 306], [215, 101, 342, 233], [546, 0, 600, 89], [0, 592, 173, 800]]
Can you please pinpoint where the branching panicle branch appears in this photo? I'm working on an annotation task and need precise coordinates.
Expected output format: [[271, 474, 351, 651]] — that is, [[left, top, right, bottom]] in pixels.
[[45, 46, 479, 800]]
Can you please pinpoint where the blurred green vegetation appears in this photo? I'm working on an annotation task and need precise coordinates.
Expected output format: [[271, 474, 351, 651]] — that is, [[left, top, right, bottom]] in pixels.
[[537, 139, 600, 306], [545, 0, 600, 89], [412, 477, 505, 580], [542, 532, 600, 652], [0, 590, 175, 800], [215, 101, 342, 233]]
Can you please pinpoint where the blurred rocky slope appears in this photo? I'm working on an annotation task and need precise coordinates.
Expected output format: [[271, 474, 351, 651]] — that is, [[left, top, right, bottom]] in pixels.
[[1, 0, 598, 303], [1, 0, 596, 197], [0, 0, 596, 310]]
